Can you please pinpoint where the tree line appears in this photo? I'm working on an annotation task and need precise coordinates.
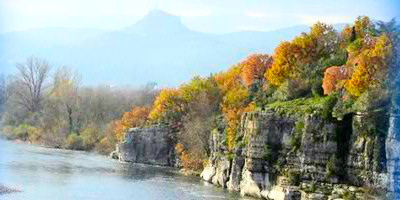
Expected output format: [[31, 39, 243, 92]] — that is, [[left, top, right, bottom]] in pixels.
[[0, 58, 158, 154]]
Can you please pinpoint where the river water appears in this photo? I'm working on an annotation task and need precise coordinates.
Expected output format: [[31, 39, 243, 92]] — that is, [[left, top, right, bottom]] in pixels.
[[0, 139, 246, 200]]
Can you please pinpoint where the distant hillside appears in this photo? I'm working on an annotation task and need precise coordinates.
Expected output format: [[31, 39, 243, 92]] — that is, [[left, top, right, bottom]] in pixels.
[[0, 10, 347, 86]]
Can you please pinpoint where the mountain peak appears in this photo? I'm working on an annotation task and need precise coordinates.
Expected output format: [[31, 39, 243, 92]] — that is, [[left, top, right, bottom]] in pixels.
[[124, 9, 190, 35], [147, 9, 175, 18]]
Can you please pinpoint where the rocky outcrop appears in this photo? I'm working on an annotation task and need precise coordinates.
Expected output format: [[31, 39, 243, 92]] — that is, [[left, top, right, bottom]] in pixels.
[[116, 127, 176, 166], [202, 110, 392, 199]]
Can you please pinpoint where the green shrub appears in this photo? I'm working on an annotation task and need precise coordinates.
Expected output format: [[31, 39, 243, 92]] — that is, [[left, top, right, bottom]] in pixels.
[[287, 170, 301, 186], [263, 144, 280, 165], [353, 88, 390, 113], [81, 126, 100, 150], [311, 80, 324, 97], [267, 96, 336, 117], [66, 133, 84, 150], [272, 80, 310, 101], [332, 97, 355, 120], [225, 152, 236, 161], [326, 155, 339, 177], [291, 121, 304, 151], [2, 124, 40, 142], [321, 94, 337, 119], [342, 191, 357, 200], [309, 181, 317, 193]]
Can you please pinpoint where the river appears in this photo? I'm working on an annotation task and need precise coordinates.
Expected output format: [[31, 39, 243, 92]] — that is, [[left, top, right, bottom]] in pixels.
[[0, 139, 247, 200]]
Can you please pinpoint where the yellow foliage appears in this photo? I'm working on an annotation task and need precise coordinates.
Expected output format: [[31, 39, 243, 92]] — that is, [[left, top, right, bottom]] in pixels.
[[354, 16, 375, 38], [266, 42, 295, 86], [345, 34, 392, 96], [148, 88, 183, 123], [215, 64, 253, 150], [180, 76, 217, 103]]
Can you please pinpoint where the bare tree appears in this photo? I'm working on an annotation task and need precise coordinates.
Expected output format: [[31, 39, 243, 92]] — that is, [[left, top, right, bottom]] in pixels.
[[14, 57, 50, 113]]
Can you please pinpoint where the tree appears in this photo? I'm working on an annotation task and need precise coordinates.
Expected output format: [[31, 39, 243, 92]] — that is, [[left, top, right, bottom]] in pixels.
[[50, 67, 81, 134], [354, 16, 376, 39], [322, 66, 350, 95], [345, 34, 393, 96], [266, 42, 295, 86], [241, 54, 273, 87], [14, 57, 50, 113], [114, 106, 150, 141], [148, 88, 184, 124], [215, 64, 254, 150], [266, 22, 342, 90], [179, 76, 221, 156]]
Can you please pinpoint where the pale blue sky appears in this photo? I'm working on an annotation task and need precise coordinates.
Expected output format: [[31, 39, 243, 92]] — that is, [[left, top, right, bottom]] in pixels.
[[0, 0, 399, 33]]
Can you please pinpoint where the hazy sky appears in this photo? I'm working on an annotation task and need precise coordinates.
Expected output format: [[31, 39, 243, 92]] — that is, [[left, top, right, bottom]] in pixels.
[[0, 0, 399, 33]]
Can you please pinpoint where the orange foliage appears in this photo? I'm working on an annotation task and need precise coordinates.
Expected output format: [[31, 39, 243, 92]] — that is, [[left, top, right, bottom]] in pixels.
[[215, 65, 254, 150], [175, 143, 204, 171], [322, 66, 350, 95], [114, 106, 150, 141], [241, 54, 273, 86], [267, 22, 338, 86]]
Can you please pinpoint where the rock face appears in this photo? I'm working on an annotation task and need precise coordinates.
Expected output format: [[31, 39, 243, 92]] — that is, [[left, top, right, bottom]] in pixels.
[[116, 127, 176, 166], [202, 111, 393, 199], [386, 114, 400, 199]]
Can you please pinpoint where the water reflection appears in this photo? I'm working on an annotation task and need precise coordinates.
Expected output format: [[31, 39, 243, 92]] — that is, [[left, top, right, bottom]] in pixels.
[[0, 139, 249, 200]]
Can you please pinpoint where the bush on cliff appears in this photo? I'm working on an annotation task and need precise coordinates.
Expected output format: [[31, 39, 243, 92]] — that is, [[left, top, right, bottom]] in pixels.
[[95, 137, 115, 155], [175, 143, 204, 171]]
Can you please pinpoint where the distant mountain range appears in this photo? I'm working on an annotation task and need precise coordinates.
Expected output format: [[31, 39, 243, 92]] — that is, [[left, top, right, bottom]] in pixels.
[[0, 10, 347, 86]]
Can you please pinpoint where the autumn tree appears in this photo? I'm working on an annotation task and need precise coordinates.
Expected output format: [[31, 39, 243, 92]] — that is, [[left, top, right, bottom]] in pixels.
[[178, 76, 221, 159], [322, 66, 350, 95], [266, 22, 343, 94], [343, 17, 393, 97], [50, 67, 81, 135], [266, 42, 295, 86], [148, 88, 184, 124], [345, 34, 393, 96], [241, 54, 273, 87], [114, 106, 150, 141], [215, 64, 254, 150]]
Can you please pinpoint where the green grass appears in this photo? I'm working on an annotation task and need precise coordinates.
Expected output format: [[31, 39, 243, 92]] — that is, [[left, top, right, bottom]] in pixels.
[[265, 96, 337, 118]]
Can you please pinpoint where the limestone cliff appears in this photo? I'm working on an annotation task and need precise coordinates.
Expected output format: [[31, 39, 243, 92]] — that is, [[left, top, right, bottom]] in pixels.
[[116, 127, 176, 166], [201, 110, 395, 200]]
